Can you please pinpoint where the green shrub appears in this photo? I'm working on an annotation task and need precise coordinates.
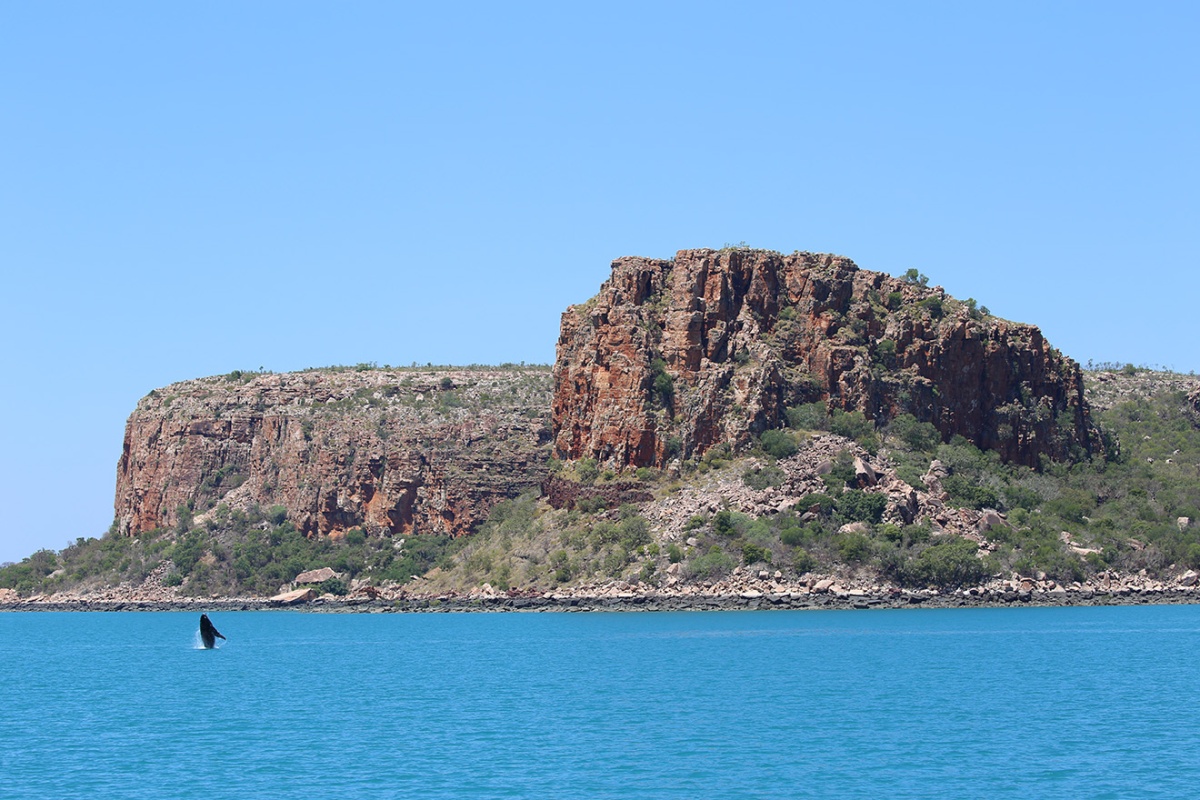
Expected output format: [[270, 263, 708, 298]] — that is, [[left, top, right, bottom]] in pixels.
[[650, 358, 674, 406], [760, 429, 799, 459], [667, 543, 684, 563], [618, 515, 651, 550], [576, 458, 599, 484], [686, 547, 735, 580], [791, 547, 816, 573], [742, 543, 772, 565], [889, 414, 941, 452], [786, 402, 830, 431], [603, 547, 630, 577], [829, 409, 878, 450], [318, 577, 348, 596], [835, 532, 873, 563], [823, 453, 857, 492], [744, 464, 786, 490], [713, 510, 751, 538], [943, 475, 1000, 510], [793, 493, 837, 515], [873, 339, 897, 370], [780, 525, 806, 546], [665, 435, 683, 459], [549, 550, 572, 582], [577, 496, 608, 513], [837, 490, 888, 524], [896, 538, 993, 588]]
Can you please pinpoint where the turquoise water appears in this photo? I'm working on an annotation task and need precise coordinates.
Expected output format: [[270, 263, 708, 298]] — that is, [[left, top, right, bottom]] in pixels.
[[2, 606, 1199, 799]]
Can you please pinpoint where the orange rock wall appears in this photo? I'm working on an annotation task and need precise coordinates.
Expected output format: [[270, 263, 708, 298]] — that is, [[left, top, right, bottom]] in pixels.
[[115, 369, 552, 537], [553, 248, 1101, 469]]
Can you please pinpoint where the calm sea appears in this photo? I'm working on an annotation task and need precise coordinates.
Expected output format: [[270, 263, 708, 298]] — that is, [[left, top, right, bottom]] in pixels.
[[2, 606, 1198, 799]]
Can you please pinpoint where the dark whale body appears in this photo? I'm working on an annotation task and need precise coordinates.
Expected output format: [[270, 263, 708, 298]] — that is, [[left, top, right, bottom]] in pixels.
[[199, 614, 226, 649]]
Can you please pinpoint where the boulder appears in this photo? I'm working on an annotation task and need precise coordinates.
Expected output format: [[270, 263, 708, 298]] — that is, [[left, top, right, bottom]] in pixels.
[[295, 567, 338, 585], [853, 457, 878, 487], [978, 510, 1007, 532], [270, 588, 317, 605]]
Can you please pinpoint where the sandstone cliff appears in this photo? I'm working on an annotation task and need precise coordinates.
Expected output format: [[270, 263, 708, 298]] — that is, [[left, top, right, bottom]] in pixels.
[[115, 367, 552, 537], [553, 248, 1101, 469]]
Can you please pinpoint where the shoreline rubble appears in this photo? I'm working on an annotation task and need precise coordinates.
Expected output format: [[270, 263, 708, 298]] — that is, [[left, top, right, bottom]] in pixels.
[[3, 570, 1198, 614]]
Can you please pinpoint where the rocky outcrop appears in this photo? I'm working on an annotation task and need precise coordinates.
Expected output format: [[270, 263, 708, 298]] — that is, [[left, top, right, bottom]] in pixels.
[[115, 368, 553, 537], [542, 475, 653, 511], [553, 248, 1102, 469]]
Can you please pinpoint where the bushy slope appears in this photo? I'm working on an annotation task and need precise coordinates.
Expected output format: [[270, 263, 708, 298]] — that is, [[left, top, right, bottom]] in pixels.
[[3, 369, 1198, 598]]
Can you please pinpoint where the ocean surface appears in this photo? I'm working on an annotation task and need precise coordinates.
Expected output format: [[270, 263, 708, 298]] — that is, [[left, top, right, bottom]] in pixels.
[[2, 605, 1199, 799]]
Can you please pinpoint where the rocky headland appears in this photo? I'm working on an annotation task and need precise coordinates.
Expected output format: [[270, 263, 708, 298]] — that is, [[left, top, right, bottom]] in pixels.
[[4, 248, 1199, 612], [115, 366, 553, 538]]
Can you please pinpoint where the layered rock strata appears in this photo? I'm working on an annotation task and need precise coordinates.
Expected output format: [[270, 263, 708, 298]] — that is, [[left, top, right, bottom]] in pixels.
[[115, 368, 553, 537], [553, 248, 1102, 469]]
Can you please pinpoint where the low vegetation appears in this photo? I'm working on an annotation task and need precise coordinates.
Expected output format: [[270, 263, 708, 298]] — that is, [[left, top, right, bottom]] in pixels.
[[0, 505, 465, 597]]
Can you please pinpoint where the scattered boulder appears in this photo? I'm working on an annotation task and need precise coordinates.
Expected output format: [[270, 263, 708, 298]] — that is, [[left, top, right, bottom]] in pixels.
[[270, 588, 317, 605], [978, 510, 1008, 532], [295, 567, 338, 585], [853, 457, 878, 487]]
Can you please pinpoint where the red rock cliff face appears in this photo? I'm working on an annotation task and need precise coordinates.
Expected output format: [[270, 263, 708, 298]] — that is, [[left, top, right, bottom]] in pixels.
[[553, 248, 1101, 469], [116, 368, 552, 537]]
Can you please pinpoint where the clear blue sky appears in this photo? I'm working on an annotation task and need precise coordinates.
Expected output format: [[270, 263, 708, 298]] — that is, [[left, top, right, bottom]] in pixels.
[[2, 1, 1197, 563]]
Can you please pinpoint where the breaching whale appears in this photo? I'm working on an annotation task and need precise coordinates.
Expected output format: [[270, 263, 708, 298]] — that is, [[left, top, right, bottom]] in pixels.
[[199, 614, 226, 649]]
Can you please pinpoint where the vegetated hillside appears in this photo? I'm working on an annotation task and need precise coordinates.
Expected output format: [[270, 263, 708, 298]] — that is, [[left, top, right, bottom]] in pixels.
[[554, 247, 1102, 471], [420, 367, 1200, 595], [1, 362, 1196, 599]]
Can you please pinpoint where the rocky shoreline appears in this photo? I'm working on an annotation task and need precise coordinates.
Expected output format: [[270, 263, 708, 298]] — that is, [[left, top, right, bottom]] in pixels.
[[4, 582, 1199, 614]]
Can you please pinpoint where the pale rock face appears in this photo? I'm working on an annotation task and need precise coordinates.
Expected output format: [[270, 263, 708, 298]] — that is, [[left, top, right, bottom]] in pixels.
[[552, 248, 1102, 469]]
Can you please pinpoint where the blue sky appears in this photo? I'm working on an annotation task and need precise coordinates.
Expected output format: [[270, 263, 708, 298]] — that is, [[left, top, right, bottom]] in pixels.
[[2, 1, 1197, 563]]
